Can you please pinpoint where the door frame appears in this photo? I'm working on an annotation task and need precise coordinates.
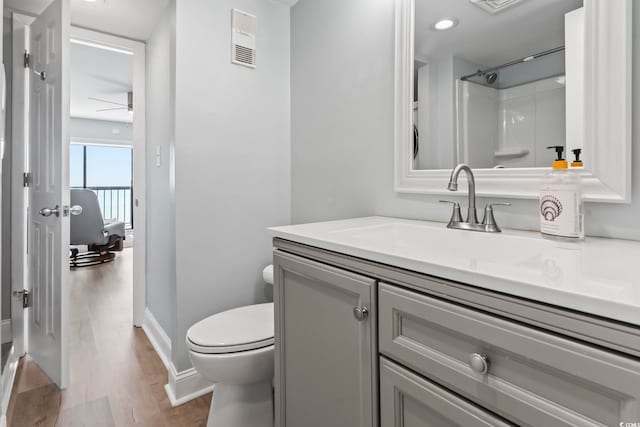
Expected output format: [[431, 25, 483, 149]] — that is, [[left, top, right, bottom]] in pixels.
[[12, 23, 147, 337], [68, 27, 146, 326], [10, 11, 34, 362], [1, 12, 37, 425], [3, 16, 146, 419]]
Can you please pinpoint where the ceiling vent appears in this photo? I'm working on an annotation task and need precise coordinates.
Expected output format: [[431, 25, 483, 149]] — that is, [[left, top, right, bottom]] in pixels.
[[469, 0, 525, 14], [231, 9, 256, 68]]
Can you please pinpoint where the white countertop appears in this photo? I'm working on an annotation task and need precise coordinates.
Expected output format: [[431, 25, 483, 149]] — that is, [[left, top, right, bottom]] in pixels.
[[270, 216, 640, 326]]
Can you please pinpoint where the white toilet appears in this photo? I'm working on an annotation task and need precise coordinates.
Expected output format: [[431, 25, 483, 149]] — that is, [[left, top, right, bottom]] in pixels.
[[186, 265, 275, 427]]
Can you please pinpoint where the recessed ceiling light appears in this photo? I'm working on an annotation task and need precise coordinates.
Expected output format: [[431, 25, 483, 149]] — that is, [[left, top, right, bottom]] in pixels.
[[432, 18, 458, 31], [83, 0, 98, 2]]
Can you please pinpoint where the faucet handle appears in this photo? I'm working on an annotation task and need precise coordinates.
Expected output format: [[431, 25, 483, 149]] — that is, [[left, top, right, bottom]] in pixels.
[[482, 202, 511, 232], [439, 200, 463, 225], [485, 202, 512, 210]]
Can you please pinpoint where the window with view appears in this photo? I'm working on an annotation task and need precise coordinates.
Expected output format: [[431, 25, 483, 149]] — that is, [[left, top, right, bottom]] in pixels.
[[70, 143, 133, 227]]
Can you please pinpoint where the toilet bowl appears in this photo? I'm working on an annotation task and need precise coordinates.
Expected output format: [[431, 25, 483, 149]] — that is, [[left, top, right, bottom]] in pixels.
[[187, 266, 275, 427]]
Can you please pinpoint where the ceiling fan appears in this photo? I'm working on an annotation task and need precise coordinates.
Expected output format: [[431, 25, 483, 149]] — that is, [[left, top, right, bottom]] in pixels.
[[89, 91, 133, 113]]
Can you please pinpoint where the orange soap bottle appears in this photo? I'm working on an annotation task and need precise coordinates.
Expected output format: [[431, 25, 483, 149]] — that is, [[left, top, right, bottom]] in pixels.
[[539, 146, 584, 240]]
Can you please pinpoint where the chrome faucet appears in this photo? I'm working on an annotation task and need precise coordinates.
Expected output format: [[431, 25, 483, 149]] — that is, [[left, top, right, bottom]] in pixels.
[[447, 164, 479, 224], [440, 164, 510, 232]]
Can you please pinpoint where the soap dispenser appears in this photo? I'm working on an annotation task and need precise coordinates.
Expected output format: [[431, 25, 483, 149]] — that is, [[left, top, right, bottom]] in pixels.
[[540, 146, 584, 240], [571, 148, 583, 168]]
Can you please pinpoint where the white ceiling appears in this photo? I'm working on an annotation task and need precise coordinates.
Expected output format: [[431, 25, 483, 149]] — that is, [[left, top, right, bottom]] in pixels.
[[5, 0, 171, 41], [271, 0, 299, 6], [70, 41, 133, 122], [415, 0, 583, 67]]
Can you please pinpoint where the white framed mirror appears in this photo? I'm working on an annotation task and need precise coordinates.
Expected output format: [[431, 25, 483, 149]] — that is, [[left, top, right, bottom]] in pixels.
[[394, 0, 632, 202]]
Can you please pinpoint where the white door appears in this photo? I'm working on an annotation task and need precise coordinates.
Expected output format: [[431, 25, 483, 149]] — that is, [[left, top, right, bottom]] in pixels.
[[27, 0, 70, 389]]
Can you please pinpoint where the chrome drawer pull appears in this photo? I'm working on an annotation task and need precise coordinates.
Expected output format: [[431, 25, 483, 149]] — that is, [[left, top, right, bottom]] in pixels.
[[469, 353, 490, 375]]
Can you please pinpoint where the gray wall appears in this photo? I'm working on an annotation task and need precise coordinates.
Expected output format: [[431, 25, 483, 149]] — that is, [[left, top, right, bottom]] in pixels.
[[171, 0, 291, 372], [144, 0, 291, 372], [417, 55, 485, 169], [291, 0, 640, 242], [497, 52, 565, 88], [145, 2, 176, 337]]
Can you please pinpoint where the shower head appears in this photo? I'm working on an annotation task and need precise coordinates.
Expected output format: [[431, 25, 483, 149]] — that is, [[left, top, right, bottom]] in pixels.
[[484, 72, 498, 84]]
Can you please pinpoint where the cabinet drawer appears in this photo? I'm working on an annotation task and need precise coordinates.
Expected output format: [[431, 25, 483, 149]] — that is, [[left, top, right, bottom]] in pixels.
[[379, 283, 640, 427], [381, 357, 512, 427]]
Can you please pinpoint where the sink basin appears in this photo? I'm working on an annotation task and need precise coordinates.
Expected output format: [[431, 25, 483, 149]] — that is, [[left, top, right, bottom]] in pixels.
[[329, 221, 548, 266], [270, 216, 640, 326]]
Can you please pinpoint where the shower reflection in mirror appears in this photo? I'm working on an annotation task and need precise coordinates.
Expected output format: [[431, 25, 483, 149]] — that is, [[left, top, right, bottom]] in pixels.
[[412, 0, 584, 171]]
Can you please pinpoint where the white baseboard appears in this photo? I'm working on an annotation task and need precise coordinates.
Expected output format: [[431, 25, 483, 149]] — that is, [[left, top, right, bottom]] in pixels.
[[142, 308, 214, 407], [0, 346, 18, 423], [1, 321, 11, 345], [141, 308, 172, 371], [165, 365, 215, 407]]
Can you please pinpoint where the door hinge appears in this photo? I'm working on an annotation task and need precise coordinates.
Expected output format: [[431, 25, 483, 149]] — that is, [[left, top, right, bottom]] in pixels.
[[23, 172, 32, 187], [13, 290, 31, 309], [22, 290, 31, 309], [24, 51, 46, 81]]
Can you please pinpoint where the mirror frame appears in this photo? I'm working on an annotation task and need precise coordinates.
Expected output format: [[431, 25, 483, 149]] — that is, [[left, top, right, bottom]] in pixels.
[[394, 0, 632, 202]]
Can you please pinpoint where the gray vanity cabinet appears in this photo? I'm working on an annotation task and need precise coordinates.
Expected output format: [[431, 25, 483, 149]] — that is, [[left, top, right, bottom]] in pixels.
[[273, 250, 377, 427], [273, 239, 640, 427]]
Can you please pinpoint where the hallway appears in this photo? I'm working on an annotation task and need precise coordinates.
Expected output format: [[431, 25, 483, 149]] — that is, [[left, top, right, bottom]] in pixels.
[[6, 249, 211, 426]]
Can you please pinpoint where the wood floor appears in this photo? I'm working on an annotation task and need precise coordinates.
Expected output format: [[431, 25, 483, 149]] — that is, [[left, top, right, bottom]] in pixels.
[[6, 248, 212, 426]]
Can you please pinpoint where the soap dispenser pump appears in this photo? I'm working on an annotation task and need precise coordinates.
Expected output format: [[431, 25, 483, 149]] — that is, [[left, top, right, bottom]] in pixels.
[[540, 146, 584, 240], [548, 145, 568, 169], [571, 148, 583, 168]]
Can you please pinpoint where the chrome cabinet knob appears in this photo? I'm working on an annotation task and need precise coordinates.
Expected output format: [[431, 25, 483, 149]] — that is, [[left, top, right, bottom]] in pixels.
[[353, 306, 369, 321], [469, 353, 490, 375], [69, 205, 83, 216], [39, 205, 60, 217]]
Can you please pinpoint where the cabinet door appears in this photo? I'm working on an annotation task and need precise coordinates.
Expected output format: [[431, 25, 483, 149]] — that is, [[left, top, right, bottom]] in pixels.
[[274, 250, 377, 427], [381, 358, 512, 427]]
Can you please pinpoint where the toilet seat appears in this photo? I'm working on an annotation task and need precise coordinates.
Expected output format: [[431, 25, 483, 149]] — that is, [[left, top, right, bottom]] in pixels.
[[186, 302, 274, 354]]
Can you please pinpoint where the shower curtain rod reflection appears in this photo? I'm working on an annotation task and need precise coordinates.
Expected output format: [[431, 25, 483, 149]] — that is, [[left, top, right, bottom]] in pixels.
[[460, 46, 565, 81]]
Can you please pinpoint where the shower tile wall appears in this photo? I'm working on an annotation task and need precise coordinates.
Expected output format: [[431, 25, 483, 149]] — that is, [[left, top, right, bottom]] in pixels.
[[457, 76, 566, 168], [499, 77, 566, 168]]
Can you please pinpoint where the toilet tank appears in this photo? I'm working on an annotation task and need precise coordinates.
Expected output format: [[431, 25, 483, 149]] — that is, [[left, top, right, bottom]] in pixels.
[[262, 265, 274, 285]]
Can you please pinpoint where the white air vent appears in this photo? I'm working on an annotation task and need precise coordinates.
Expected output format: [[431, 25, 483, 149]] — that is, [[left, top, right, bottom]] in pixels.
[[469, 0, 524, 14], [231, 9, 256, 68]]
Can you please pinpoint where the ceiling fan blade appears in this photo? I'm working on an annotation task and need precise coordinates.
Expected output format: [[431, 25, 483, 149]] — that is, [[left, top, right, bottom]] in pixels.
[[88, 97, 129, 107], [96, 107, 127, 112]]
